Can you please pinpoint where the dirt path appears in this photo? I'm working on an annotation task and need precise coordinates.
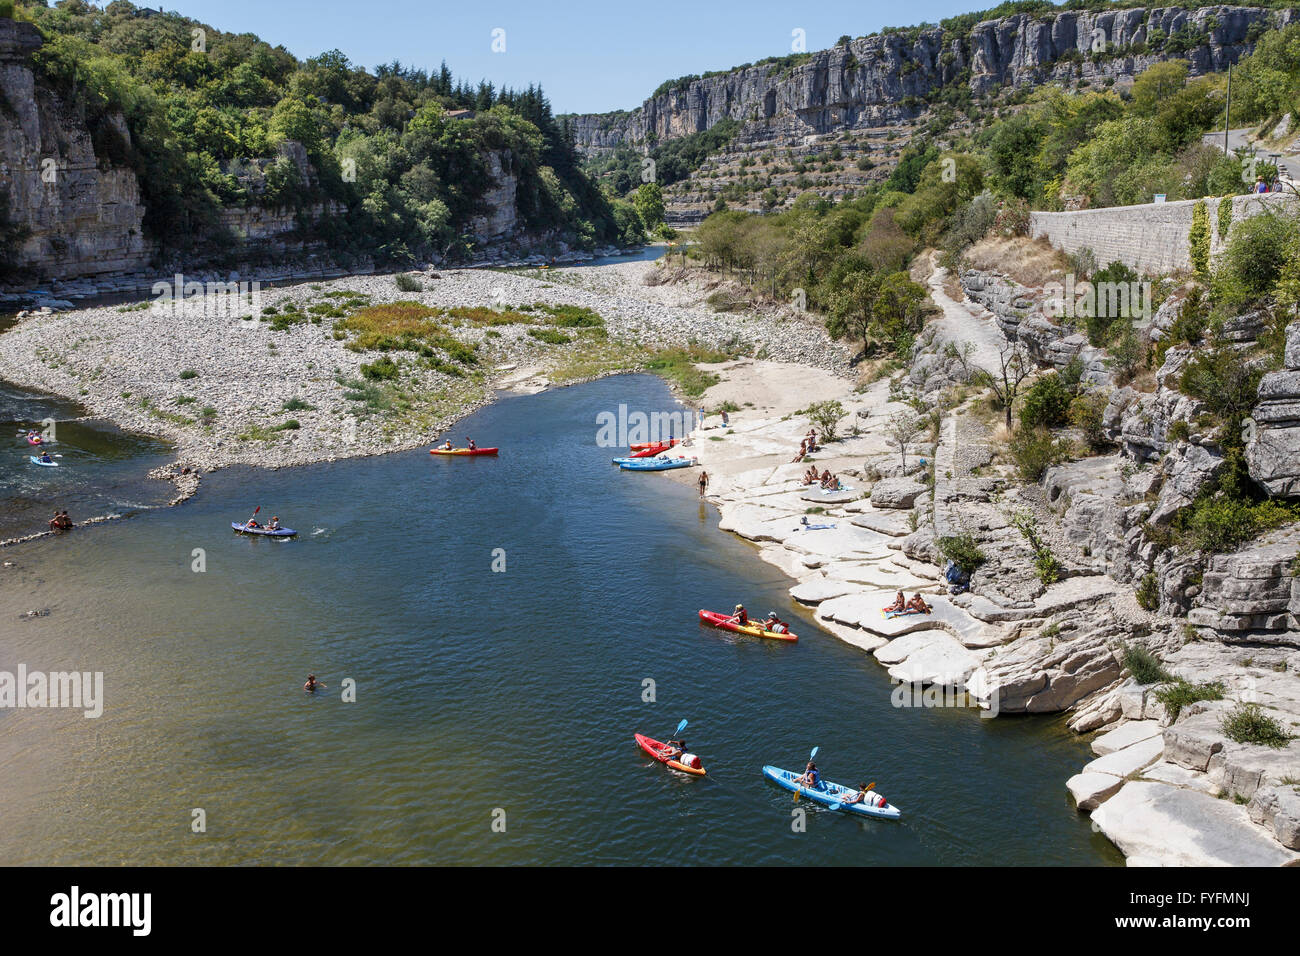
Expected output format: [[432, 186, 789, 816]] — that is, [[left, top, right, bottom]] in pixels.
[[923, 252, 1007, 374]]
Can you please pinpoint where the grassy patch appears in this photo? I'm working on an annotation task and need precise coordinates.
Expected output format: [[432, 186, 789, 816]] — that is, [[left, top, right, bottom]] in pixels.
[[282, 397, 314, 412], [644, 344, 736, 397], [527, 327, 573, 346], [179, 369, 198, 380]]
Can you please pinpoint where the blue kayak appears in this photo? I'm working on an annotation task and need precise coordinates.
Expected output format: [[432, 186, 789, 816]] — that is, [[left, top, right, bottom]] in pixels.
[[30, 456, 57, 467], [619, 457, 696, 471], [231, 521, 296, 537], [762, 765, 901, 819]]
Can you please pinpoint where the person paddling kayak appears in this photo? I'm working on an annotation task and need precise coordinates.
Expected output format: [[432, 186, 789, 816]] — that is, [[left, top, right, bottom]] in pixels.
[[841, 782, 878, 806], [267, 516, 282, 531], [466, 436, 477, 450], [796, 760, 821, 788], [37, 451, 53, 464], [304, 674, 326, 693], [729, 604, 749, 626], [442, 439, 453, 450], [762, 612, 789, 634]]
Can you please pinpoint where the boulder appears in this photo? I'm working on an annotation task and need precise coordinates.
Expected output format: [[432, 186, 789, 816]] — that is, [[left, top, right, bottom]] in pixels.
[[1091, 781, 1300, 866], [1067, 772, 1124, 811], [869, 477, 928, 509], [1248, 785, 1300, 849], [1080, 735, 1165, 778], [1091, 719, 1162, 756]]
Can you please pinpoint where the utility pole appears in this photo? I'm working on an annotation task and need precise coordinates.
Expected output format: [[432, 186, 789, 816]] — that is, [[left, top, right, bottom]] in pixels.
[[1224, 63, 1232, 154]]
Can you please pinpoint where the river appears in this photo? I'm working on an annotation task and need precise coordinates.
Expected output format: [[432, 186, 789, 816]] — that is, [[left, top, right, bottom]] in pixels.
[[0, 373, 1121, 865]]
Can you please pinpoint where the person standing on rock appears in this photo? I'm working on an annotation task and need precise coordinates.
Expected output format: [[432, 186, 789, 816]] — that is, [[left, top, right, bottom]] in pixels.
[[698, 470, 709, 497]]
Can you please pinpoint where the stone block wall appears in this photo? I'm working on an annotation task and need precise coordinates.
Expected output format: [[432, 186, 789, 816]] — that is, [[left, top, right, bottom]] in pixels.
[[1029, 193, 1298, 275]]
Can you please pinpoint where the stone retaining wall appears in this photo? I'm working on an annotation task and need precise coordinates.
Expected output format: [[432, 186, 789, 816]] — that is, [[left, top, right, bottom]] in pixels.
[[1029, 193, 1298, 275]]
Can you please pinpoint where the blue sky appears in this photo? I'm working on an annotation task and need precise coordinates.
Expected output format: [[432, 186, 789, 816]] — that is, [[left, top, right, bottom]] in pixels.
[[158, 0, 987, 113]]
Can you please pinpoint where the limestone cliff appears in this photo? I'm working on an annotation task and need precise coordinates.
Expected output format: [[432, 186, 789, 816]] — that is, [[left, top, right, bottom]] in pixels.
[[566, 5, 1295, 150], [0, 18, 149, 280]]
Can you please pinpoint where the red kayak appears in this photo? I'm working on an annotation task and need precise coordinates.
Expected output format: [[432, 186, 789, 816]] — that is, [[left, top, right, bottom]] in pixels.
[[698, 608, 798, 642], [429, 447, 499, 456], [635, 733, 707, 776], [630, 442, 675, 458], [630, 439, 680, 452]]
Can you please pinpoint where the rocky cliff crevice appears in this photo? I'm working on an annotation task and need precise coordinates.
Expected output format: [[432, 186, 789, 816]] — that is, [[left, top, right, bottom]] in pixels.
[[567, 6, 1294, 151]]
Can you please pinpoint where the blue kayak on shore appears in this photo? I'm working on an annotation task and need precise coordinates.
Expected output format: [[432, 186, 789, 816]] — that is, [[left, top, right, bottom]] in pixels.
[[231, 521, 297, 537], [619, 457, 696, 471], [762, 765, 901, 819]]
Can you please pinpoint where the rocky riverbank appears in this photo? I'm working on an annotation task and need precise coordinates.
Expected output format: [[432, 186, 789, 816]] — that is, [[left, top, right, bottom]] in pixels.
[[0, 259, 850, 492], [682, 258, 1300, 865]]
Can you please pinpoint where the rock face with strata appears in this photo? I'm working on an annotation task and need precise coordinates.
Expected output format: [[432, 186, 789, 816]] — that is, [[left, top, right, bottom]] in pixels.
[[0, 18, 149, 280], [1188, 525, 1300, 644], [1247, 321, 1300, 496], [565, 7, 1290, 151]]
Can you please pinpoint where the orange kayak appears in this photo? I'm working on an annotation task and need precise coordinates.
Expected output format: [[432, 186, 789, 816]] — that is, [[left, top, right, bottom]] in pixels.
[[698, 608, 798, 642], [635, 733, 706, 776]]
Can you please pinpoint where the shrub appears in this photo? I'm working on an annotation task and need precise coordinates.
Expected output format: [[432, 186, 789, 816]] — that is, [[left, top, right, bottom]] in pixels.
[[1216, 196, 1233, 242], [1220, 703, 1295, 748], [395, 273, 423, 292], [179, 369, 198, 380], [1008, 427, 1067, 481], [1177, 495, 1296, 553], [1019, 373, 1073, 430], [937, 532, 987, 575], [1213, 211, 1300, 306], [1167, 419, 1190, 443], [806, 400, 847, 442], [274, 419, 301, 431], [1189, 200, 1210, 278], [1122, 643, 1171, 684], [1155, 678, 1224, 721], [1069, 392, 1109, 450], [1136, 571, 1159, 610], [282, 397, 314, 412], [360, 356, 400, 380]]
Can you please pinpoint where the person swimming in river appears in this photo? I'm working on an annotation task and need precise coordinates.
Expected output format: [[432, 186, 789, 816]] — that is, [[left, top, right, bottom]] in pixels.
[[304, 674, 326, 693], [49, 510, 72, 532]]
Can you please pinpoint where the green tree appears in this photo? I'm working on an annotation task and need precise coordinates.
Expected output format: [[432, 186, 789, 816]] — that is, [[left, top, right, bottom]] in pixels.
[[634, 181, 665, 230]]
